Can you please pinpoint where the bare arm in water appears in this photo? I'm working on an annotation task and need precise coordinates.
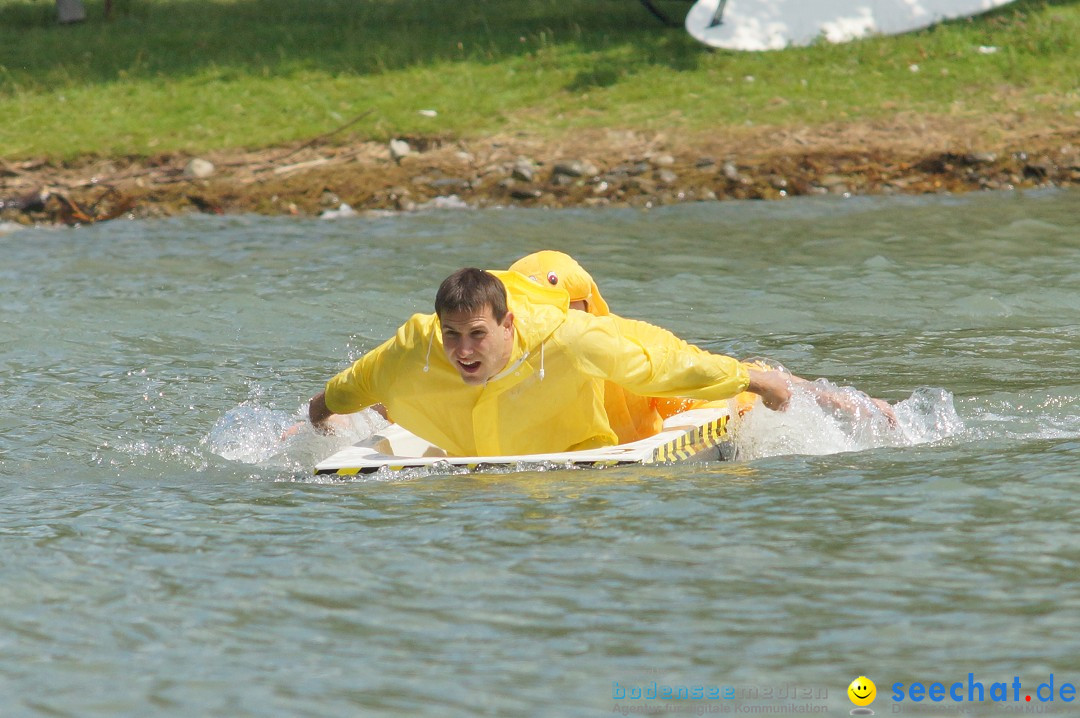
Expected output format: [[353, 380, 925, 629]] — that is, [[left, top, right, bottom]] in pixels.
[[282, 392, 387, 439], [788, 374, 896, 423], [747, 369, 793, 411]]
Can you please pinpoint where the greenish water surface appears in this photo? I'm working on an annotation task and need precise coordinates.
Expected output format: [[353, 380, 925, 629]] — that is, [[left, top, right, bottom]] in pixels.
[[1, 189, 1078, 717]]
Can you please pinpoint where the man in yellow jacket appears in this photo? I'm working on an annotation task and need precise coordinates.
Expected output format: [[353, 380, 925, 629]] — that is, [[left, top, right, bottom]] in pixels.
[[307, 267, 792, 457]]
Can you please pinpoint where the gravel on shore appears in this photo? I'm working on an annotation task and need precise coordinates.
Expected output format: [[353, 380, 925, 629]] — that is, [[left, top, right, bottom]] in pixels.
[[2, 123, 1078, 226]]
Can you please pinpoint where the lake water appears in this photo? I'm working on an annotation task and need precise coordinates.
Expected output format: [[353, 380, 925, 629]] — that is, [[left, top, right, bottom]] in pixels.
[[2, 189, 1079, 717]]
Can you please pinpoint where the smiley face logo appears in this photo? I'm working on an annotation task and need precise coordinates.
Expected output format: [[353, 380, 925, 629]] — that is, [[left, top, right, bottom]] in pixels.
[[848, 676, 876, 707]]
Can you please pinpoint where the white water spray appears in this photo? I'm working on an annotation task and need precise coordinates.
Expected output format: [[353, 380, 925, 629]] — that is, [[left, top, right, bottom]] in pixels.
[[731, 382, 964, 460]]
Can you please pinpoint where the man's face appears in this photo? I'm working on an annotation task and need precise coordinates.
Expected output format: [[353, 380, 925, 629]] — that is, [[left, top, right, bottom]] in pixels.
[[440, 306, 514, 385]]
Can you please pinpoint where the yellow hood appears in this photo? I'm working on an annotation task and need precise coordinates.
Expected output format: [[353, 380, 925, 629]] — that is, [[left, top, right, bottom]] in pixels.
[[508, 250, 610, 316], [487, 269, 569, 352]]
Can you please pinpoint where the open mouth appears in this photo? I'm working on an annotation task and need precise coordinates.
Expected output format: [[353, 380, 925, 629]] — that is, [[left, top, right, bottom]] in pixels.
[[458, 360, 481, 374]]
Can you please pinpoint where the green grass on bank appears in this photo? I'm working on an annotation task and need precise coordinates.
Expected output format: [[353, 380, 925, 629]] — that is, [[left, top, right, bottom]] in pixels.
[[0, 0, 1078, 161]]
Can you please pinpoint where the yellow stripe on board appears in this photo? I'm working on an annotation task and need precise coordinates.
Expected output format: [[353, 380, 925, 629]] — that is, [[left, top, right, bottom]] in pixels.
[[648, 415, 730, 465]]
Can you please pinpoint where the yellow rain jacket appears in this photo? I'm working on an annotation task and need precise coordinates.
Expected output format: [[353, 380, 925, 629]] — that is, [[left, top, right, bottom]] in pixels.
[[323, 270, 750, 456]]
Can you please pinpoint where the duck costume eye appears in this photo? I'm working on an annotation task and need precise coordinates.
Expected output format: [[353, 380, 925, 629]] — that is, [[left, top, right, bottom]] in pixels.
[[547, 271, 559, 285]]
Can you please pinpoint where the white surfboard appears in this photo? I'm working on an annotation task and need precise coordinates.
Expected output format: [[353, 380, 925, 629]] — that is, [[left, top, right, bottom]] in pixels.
[[686, 0, 1017, 51], [314, 407, 736, 476]]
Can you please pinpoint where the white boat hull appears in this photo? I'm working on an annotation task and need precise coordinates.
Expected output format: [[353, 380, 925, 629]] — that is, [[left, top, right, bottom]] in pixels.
[[686, 0, 1017, 51]]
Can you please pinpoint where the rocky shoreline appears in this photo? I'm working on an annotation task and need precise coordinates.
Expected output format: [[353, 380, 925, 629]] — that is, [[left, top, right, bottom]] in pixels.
[[2, 124, 1078, 226]]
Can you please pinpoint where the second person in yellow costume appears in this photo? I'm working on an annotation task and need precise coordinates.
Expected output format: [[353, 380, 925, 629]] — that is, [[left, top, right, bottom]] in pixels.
[[508, 251, 894, 440], [509, 250, 754, 443]]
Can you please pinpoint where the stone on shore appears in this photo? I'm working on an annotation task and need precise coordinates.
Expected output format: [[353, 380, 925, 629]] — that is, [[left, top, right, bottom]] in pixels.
[[510, 187, 542, 200], [552, 160, 599, 179], [389, 139, 411, 162], [184, 158, 215, 179], [656, 169, 678, 185], [511, 160, 536, 182]]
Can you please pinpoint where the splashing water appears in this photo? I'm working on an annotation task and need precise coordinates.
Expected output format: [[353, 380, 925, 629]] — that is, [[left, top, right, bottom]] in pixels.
[[204, 383, 963, 475], [731, 382, 963, 460], [892, 386, 967, 443], [204, 404, 296, 464], [203, 403, 389, 468]]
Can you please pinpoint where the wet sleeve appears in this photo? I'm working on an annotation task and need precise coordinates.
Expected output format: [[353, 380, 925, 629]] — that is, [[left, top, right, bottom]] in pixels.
[[568, 314, 750, 401], [323, 336, 395, 415]]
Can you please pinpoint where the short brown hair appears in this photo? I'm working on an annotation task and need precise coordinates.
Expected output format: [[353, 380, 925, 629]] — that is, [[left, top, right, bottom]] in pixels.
[[435, 268, 509, 321]]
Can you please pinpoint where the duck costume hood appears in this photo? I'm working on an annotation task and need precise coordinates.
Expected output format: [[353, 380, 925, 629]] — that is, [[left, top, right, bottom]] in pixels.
[[509, 250, 610, 317]]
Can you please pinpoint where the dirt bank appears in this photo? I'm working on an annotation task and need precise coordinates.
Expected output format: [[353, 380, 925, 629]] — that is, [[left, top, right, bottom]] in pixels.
[[2, 115, 1078, 226]]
